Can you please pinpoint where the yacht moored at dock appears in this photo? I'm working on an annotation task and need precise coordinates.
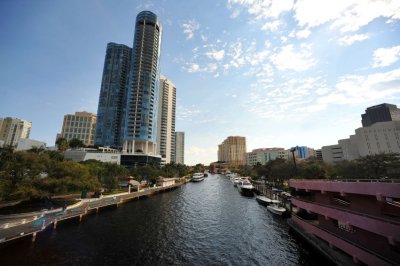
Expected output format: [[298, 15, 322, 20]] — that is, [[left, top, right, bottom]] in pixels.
[[191, 173, 205, 182], [237, 179, 254, 196]]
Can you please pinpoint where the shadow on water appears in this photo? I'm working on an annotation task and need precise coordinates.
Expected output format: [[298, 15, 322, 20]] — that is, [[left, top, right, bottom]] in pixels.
[[0, 174, 333, 266]]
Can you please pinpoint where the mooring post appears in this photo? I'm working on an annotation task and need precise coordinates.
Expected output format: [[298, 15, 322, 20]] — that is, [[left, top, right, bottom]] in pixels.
[[32, 232, 37, 242], [79, 214, 83, 221], [54, 220, 58, 229]]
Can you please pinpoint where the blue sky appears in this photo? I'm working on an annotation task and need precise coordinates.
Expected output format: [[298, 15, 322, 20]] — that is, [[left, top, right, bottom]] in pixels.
[[1, 0, 400, 165]]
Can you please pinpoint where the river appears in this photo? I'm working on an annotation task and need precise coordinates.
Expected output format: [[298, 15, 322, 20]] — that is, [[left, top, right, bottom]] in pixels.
[[0, 174, 332, 265]]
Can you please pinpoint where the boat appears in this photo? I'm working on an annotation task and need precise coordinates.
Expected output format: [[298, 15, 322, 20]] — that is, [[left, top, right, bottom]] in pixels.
[[255, 195, 272, 206], [203, 172, 208, 177], [191, 173, 205, 182], [237, 179, 254, 196], [232, 177, 240, 187], [267, 203, 286, 216]]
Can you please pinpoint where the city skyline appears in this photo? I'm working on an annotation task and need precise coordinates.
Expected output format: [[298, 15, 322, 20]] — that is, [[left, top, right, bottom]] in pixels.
[[1, 0, 400, 165]]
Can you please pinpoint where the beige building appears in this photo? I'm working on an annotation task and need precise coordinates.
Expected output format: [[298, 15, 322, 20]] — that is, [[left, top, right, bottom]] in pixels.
[[60, 112, 96, 146], [247, 148, 289, 166], [0, 117, 32, 147], [218, 136, 247, 166], [157, 75, 176, 164], [174, 131, 185, 164]]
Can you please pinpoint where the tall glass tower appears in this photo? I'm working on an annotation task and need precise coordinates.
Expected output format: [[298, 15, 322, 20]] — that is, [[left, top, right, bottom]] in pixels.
[[123, 11, 162, 155], [95, 43, 131, 148]]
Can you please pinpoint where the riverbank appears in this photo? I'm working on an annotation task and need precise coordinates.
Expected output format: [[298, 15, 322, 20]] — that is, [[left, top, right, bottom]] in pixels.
[[0, 178, 190, 246]]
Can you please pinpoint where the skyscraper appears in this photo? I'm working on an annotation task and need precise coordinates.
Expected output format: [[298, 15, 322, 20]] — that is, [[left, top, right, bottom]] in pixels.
[[123, 11, 162, 155], [95, 43, 132, 148], [361, 103, 400, 127], [157, 75, 176, 163], [174, 131, 185, 164], [218, 136, 247, 166], [0, 117, 32, 147]]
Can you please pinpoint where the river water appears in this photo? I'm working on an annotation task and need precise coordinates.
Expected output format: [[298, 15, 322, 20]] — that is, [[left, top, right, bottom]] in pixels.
[[0, 174, 331, 265]]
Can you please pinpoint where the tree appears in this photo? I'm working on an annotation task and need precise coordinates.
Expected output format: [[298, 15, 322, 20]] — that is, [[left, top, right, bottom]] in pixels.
[[356, 153, 400, 178], [56, 138, 69, 152], [69, 138, 85, 149]]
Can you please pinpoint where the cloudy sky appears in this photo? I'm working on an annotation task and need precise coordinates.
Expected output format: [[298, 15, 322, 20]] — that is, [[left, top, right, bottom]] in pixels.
[[1, 0, 400, 165]]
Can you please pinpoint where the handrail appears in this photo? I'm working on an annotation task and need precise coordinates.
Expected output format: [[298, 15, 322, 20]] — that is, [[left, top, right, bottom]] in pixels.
[[292, 197, 400, 226], [292, 214, 398, 266]]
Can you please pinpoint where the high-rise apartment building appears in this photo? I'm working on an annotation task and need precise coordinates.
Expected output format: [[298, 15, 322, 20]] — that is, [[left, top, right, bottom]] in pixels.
[[95, 43, 132, 149], [218, 136, 247, 166], [123, 11, 162, 156], [361, 103, 400, 127], [0, 117, 32, 147], [157, 75, 176, 163], [174, 131, 185, 164], [60, 112, 96, 146]]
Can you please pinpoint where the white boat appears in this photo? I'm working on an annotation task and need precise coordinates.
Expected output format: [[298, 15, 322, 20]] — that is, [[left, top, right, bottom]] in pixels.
[[232, 177, 240, 187], [255, 195, 272, 206], [237, 179, 254, 196], [191, 173, 205, 182], [267, 203, 286, 216]]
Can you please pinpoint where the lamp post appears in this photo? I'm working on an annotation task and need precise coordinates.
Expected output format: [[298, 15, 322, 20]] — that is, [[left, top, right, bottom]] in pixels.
[[290, 146, 298, 177]]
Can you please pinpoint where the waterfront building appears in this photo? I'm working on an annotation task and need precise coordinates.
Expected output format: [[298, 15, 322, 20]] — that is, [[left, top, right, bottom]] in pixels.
[[315, 149, 323, 161], [321, 144, 344, 163], [157, 75, 176, 164], [16, 138, 46, 151], [322, 121, 400, 163], [64, 147, 120, 164], [123, 11, 162, 157], [0, 117, 32, 147], [209, 161, 229, 174], [288, 179, 400, 265], [361, 103, 400, 127], [174, 131, 185, 164], [95, 43, 132, 149], [218, 136, 247, 166], [246, 148, 288, 166], [60, 112, 96, 146]]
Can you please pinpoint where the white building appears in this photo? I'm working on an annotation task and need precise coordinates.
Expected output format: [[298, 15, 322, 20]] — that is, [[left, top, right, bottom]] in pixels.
[[0, 117, 32, 147], [322, 121, 400, 163], [157, 75, 176, 164], [247, 148, 289, 166], [16, 138, 46, 151], [64, 147, 121, 164], [174, 131, 185, 164]]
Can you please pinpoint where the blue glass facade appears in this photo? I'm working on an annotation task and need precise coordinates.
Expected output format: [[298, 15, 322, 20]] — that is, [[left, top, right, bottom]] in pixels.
[[291, 146, 308, 159], [124, 11, 162, 145], [94, 43, 132, 148]]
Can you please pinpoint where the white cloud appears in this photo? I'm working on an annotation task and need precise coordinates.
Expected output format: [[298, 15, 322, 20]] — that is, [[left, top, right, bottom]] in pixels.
[[206, 49, 225, 61], [261, 20, 282, 31], [183, 63, 200, 73], [270, 44, 315, 71], [182, 20, 200, 40], [338, 34, 369, 46], [200, 34, 208, 42], [372, 45, 400, 68], [228, 0, 293, 20], [176, 104, 202, 120], [296, 28, 311, 39], [294, 0, 400, 32], [230, 9, 241, 18]]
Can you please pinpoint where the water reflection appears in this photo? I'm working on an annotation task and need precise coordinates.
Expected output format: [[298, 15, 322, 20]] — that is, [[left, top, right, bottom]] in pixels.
[[0, 174, 331, 265]]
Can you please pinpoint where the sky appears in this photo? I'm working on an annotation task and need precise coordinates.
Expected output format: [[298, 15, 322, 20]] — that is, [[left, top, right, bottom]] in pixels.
[[1, 0, 400, 166]]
